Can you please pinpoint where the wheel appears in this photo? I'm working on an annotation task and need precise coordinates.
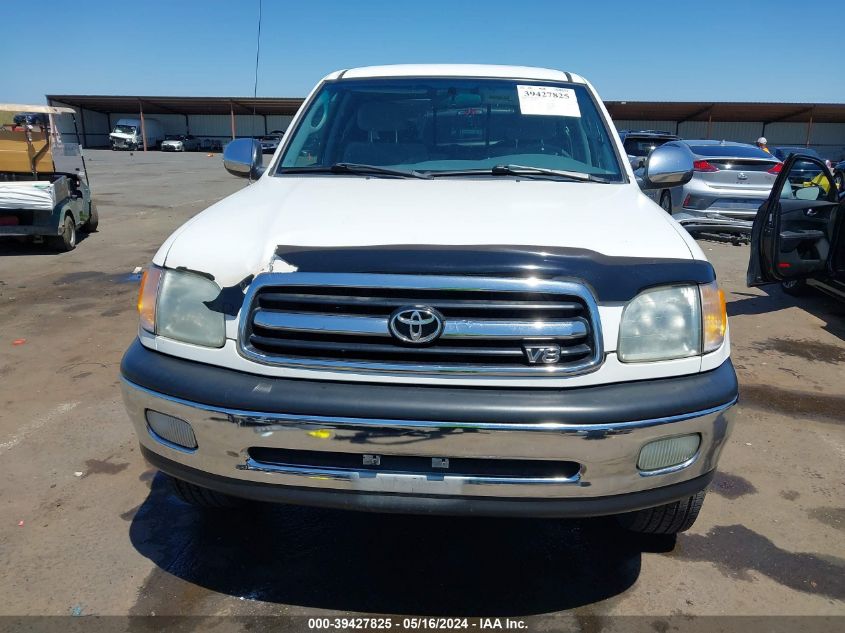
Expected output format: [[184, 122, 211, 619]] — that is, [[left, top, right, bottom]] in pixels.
[[169, 476, 243, 508], [616, 489, 706, 534], [82, 202, 99, 232], [659, 191, 672, 214], [781, 279, 811, 297], [48, 214, 77, 252]]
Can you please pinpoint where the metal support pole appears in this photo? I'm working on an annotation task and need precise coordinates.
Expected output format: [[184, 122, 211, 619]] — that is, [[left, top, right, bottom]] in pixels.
[[185, 114, 190, 135], [139, 101, 148, 152], [230, 102, 236, 140], [77, 107, 87, 147], [805, 108, 814, 147], [706, 109, 713, 140]]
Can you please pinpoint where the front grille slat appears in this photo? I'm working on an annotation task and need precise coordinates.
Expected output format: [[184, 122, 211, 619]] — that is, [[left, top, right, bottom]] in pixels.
[[254, 310, 588, 340], [250, 334, 593, 360], [258, 292, 583, 316], [240, 273, 602, 376]]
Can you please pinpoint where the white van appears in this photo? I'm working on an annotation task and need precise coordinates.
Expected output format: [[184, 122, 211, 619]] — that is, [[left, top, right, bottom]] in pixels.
[[109, 118, 164, 150]]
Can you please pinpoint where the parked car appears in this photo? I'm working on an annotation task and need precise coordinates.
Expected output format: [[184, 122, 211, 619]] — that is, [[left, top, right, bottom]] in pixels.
[[772, 147, 824, 184], [748, 153, 844, 300], [0, 104, 97, 251], [258, 135, 281, 153], [12, 112, 49, 128], [161, 134, 200, 152], [110, 118, 164, 150], [643, 140, 781, 234], [618, 129, 679, 168], [772, 146, 822, 161], [121, 65, 737, 535], [200, 138, 223, 152]]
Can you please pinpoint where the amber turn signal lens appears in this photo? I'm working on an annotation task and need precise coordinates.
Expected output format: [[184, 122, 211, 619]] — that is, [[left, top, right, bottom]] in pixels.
[[137, 266, 162, 333], [700, 281, 727, 353]]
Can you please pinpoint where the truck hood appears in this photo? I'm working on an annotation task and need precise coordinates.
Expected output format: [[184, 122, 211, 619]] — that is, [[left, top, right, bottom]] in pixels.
[[159, 176, 697, 288]]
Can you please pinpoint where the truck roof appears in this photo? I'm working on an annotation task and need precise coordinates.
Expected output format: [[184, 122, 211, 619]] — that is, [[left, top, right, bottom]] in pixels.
[[325, 64, 585, 83]]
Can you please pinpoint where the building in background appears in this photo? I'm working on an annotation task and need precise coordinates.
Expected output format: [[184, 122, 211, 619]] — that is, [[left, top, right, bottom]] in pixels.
[[46, 95, 845, 160]]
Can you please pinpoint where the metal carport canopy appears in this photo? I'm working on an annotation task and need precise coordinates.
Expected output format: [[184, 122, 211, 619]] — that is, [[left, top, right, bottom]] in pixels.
[[45, 95, 305, 116], [604, 101, 845, 123], [45, 95, 845, 123]]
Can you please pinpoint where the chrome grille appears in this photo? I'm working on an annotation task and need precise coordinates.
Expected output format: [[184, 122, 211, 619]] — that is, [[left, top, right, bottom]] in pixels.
[[239, 273, 603, 376]]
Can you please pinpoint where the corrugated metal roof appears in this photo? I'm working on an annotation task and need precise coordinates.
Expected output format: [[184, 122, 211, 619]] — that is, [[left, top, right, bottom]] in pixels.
[[46, 95, 845, 123], [605, 101, 845, 123], [46, 95, 304, 116]]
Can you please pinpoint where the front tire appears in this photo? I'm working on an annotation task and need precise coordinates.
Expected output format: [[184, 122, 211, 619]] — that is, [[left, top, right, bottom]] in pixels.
[[616, 489, 706, 534], [48, 214, 77, 252], [170, 476, 243, 508], [659, 191, 673, 214]]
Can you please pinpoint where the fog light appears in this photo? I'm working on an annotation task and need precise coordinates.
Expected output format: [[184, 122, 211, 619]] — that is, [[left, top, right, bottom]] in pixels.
[[146, 410, 197, 450], [637, 434, 700, 472]]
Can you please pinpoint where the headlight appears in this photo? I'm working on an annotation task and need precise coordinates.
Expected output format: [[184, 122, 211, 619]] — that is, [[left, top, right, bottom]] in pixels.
[[136, 266, 225, 347], [618, 285, 701, 362], [618, 282, 727, 362]]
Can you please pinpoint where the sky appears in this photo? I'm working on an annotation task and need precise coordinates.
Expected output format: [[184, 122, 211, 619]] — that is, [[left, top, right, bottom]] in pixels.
[[4, 0, 843, 104]]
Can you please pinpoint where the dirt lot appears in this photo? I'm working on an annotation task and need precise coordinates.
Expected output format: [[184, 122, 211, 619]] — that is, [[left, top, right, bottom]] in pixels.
[[1, 150, 843, 623]]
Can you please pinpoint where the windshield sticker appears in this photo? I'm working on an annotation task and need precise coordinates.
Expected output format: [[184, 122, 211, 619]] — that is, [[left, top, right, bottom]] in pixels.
[[517, 85, 581, 117]]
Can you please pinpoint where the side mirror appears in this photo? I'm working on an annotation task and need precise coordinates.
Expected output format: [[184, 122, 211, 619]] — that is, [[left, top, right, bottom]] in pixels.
[[223, 138, 263, 179], [641, 145, 694, 190]]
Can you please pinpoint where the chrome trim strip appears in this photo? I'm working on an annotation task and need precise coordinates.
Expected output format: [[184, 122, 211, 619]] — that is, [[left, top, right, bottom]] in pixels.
[[239, 458, 582, 486], [253, 310, 588, 340], [124, 377, 737, 434], [254, 311, 388, 336], [238, 273, 604, 376]]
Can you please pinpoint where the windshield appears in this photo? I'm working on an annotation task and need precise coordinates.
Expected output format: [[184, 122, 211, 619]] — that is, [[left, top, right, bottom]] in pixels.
[[113, 125, 137, 135], [776, 147, 821, 160], [689, 144, 774, 159], [276, 78, 623, 181], [623, 137, 673, 157]]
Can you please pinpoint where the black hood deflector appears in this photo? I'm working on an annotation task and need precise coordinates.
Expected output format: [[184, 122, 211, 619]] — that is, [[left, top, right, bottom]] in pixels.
[[274, 245, 715, 302]]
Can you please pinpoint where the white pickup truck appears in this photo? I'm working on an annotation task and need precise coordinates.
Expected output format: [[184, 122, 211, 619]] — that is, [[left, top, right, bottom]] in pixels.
[[121, 65, 738, 534]]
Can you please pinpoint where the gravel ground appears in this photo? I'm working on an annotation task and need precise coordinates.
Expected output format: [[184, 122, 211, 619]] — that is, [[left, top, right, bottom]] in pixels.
[[0, 150, 842, 625]]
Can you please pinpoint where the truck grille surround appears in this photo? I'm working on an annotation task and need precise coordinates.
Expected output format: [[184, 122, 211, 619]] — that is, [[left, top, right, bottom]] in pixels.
[[238, 273, 604, 376]]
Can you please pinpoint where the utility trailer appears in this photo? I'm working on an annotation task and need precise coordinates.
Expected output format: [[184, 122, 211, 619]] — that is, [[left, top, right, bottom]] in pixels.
[[0, 104, 97, 251]]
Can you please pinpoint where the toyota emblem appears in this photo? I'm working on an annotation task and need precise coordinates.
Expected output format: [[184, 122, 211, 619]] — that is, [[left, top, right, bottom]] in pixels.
[[388, 306, 444, 344]]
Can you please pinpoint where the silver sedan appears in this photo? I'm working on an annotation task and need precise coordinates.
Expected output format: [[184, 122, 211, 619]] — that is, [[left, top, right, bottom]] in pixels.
[[641, 140, 781, 233]]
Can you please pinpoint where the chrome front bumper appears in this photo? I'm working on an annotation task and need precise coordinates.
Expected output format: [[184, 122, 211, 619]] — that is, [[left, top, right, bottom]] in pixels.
[[122, 377, 736, 507]]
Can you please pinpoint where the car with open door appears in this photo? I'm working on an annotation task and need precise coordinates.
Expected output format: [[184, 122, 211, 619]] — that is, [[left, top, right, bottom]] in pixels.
[[747, 154, 844, 300]]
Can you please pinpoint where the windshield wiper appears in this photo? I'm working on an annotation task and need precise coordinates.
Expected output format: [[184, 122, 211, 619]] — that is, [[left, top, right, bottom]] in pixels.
[[429, 164, 611, 182], [491, 164, 610, 182], [277, 163, 431, 179], [331, 163, 430, 179]]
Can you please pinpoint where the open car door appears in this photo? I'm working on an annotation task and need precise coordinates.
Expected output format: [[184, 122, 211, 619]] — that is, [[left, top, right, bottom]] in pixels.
[[747, 154, 843, 286]]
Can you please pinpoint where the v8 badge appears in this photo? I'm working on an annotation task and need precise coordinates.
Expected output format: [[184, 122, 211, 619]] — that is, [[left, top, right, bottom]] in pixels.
[[523, 344, 561, 365]]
